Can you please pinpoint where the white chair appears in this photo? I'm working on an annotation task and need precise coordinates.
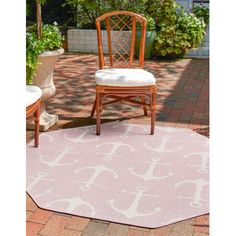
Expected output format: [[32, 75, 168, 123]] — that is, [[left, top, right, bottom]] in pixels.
[[26, 85, 42, 147]]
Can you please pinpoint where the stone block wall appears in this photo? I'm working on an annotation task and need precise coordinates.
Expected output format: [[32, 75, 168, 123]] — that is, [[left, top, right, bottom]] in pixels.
[[68, 29, 132, 54], [68, 29, 99, 53]]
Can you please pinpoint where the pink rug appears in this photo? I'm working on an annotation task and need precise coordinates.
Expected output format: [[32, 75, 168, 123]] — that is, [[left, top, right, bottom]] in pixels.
[[27, 122, 209, 228]]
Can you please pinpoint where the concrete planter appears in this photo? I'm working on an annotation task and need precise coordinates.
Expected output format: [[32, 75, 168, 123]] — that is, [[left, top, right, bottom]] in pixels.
[[27, 48, 64, 131]]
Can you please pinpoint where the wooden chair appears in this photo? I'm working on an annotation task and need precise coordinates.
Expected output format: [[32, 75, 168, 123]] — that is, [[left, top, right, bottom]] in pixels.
[[90, 11, 157, 135], [26, 85, 42, 147]]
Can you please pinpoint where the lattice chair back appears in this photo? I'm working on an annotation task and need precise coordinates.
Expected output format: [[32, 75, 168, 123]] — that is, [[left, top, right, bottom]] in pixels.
[[96, 11, 147, 69]]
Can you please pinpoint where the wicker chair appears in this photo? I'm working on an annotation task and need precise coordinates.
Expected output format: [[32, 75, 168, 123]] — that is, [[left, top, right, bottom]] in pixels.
[[90, 11, 157, 135], [26, 85, 42, 147]]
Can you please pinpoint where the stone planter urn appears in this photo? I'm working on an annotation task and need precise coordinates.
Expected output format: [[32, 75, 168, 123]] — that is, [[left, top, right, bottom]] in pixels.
[[27, 47, 64, 131]]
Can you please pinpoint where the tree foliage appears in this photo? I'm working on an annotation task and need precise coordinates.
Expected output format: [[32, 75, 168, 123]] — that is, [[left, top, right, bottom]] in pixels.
[[27, 0, 75, 26], [63, 0, 146, 28], [192, 4, 209, 25]]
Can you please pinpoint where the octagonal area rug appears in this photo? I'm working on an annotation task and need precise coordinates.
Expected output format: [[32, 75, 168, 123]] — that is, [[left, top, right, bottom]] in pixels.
[[27, 122, 209, 228]]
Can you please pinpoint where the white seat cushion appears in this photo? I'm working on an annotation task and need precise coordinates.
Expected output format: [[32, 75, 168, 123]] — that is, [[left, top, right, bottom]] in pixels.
[[95, 68, 156, 87], [26, 85, 42, 107]]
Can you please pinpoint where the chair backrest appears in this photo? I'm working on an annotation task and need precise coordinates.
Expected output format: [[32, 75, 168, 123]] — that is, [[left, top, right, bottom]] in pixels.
[[96, 11, 147, 69]]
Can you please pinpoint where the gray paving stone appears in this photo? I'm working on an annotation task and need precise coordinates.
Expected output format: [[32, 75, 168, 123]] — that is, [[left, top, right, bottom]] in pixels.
[[104, 223, 129, 236], [170, 219, 194, 236], [82, 221, 109, 236]]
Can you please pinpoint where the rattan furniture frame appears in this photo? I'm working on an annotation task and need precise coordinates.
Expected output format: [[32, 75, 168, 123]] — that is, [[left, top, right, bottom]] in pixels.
[[90, 11, 157, 135], [26, 99, 41, 147]]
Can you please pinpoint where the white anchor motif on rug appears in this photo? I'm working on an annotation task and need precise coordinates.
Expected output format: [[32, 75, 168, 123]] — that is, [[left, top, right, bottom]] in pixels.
[[184, 152, 209, 174], [110, 186, 161, 219], [45, 196, 96, 216], [64, 127, 98, 143], [38, 146, 79, 167], [128, 156, 173, 181], [164, 217, 183, 225], [74, 165, 118, 191], [175, 178, 209, 208], [156, 126, 186, 133], [40, 133, 54, 142], [27, 172, 53, 197], [96, 141, 135, 160], [144, 136, 182, 153], [112, 123, 148, 137]]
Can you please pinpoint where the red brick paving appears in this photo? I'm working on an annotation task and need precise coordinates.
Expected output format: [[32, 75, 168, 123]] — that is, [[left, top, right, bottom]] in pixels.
[[38, 214, 71, 236], [27, 53, 209, 235], [29, 208, 54, 225], [26, 221, 44, 236], [193, 215, 209, 235]]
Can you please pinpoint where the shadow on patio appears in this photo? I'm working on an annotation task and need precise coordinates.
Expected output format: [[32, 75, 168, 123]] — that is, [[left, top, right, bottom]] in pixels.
[[39, 53, 208, 137]]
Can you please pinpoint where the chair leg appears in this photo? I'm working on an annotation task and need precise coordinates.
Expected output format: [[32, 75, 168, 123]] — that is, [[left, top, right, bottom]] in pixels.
[[90, 96, 96, 117], [141, 96, 148, 116], [34, 105, 40, 147], [96, 92, 101, 135], [150, 88, 156, 135]]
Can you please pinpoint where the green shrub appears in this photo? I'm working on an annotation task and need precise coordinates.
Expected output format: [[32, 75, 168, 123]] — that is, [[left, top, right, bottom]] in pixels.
[[153, 0, 206, 58], [145, 0, 160, 18], [145, 0, 178, 25], [155, 25, 191, 56], [192, 4, 209, 25], [136, 14, 156, 31], [145, 15, 156, 30], [177, 12, 205, 48], [26, 24, 63, 84]]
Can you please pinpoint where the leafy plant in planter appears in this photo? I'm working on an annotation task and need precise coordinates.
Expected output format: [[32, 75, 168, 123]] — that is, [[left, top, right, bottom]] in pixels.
[[144, 15, 156, 30], [26, 24, 63, 84], [26, 0, 64, 131]]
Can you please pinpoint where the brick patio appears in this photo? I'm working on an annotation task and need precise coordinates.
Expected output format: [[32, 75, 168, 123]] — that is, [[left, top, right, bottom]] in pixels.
[[26, 53, 209, 236]]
